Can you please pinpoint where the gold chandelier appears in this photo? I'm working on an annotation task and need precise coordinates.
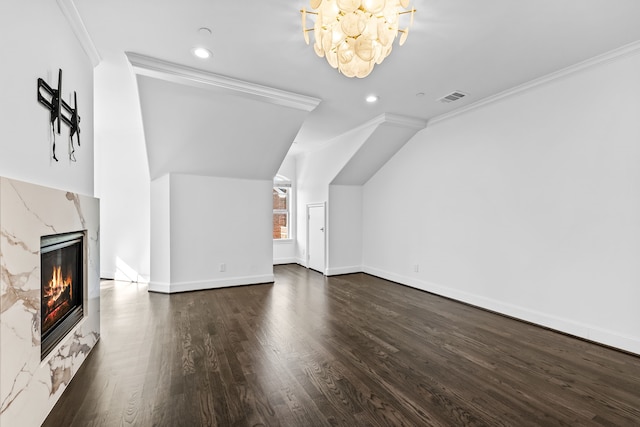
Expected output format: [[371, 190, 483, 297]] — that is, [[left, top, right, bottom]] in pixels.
[[301, 0, 416, 78]]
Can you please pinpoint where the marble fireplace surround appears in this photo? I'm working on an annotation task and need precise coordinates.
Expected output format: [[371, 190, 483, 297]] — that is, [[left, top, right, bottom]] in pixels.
[[0, 177, 100, 427]]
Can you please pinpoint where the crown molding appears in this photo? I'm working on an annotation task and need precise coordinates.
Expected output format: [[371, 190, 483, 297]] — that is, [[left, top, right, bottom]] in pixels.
[[56, 0, 101, 67], [125, 52, 322, 112], [430, 39, 640, 126], [347, 113, 427, 136], [377, 113, 428, 130]]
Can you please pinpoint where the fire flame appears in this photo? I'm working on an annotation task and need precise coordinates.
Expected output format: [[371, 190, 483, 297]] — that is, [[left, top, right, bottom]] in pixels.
[[44, 266, 72, 309]]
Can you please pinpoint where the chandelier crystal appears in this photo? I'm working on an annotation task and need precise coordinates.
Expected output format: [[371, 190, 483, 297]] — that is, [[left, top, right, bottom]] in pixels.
[[301, 0, 415, 78]]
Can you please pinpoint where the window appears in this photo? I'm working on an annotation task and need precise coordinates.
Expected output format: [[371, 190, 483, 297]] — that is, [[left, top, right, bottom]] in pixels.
[[273, 180, 291, 240]]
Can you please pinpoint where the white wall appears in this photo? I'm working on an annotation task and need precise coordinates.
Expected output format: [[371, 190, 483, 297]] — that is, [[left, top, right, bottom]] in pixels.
[[94, 54, 150, 282], [0, 2, 96, 425], [149, 173, 274, 293], [274, 237, 297, 264], [150, 173, 170, 286], [327, 185, 363, 275], [295, 116, 421, 274], [296, 125, 375, 266], [0, 0, 94, 196], [363, 49, 640, 354]]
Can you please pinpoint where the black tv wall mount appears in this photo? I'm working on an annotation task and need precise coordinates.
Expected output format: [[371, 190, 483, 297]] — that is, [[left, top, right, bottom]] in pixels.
[[37, 69, 81, 162]]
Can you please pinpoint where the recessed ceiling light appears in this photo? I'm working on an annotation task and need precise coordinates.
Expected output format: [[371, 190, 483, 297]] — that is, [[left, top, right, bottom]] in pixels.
[[191, 47, 212, 59], [366, 95, 378, 103], [416, 92, 425, 97], [197, 27, 212, 36]]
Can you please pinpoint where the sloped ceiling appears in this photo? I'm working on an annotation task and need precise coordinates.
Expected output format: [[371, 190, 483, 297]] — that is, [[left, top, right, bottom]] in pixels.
[[131, 55, 320, 180], [73, 0, 640, 173], [332, 114, 427, 185]]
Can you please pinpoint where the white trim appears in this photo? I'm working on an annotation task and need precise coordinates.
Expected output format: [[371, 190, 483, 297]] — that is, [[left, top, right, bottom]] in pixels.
[[378, 113, 428, 130], [273, 184, 292, 241], [430, 40, 640, 126], [100, 271, 114, 280], [326, 265, 362, 276], [306, 202, 326, 275], [125, 52, 322, 112], [362, 265, 640, 356], [274, 257, 298, 265], [273, 238, 295, 244], [100, 270, 150, 284], [339, 113, 427, 139], [148, 282, 171, 293], [148, 274, 274, 294], [56, 0, 101, 67]]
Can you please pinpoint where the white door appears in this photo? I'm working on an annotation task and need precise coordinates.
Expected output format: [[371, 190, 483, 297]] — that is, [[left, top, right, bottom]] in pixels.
[[307, 204, 326, 274]]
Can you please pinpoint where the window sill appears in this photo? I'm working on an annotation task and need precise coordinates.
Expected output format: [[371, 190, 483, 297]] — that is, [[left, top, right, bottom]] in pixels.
[[273, 239, 294, 244]]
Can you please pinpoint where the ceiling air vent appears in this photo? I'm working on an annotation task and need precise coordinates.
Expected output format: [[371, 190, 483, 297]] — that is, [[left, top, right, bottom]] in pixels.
[[438, 91, 467, 103]]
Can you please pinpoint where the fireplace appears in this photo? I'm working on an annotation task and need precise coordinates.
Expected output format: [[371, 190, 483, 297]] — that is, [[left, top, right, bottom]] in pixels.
[[40, 231, 84, 358]]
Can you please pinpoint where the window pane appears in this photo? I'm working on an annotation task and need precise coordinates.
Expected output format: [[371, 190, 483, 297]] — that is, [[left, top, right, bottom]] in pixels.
[[273, 185, 290, 240], [273, 213, 288, 239], [273, 187, 288, 210]]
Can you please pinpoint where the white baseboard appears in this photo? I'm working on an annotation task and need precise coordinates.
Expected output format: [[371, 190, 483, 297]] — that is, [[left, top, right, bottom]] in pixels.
[[148, 274, 274, 294], [362, 265, 640, 356], [326, 265, 362, 276], [101, 270, 150, 284], [274, 257, 298, 265], [296, 257, 307, 268]]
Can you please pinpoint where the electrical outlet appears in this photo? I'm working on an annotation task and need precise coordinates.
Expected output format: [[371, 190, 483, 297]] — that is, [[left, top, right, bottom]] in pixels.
[[413, 264, 419, 273], [220, 263, 226, 272]]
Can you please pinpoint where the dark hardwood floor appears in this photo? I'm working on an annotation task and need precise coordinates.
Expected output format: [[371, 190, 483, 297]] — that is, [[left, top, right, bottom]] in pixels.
[[44, 264, 640, 426]]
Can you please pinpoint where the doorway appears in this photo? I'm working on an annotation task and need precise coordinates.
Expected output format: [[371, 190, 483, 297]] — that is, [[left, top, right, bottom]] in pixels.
[[306, 203, 326, 274]]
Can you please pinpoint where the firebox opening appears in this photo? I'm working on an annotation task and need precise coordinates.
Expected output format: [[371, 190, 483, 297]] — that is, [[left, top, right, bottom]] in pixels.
[[41, 231, 85, 359]]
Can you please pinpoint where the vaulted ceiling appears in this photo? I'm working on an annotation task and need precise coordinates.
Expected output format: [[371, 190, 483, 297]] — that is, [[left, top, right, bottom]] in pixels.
[[128, 53, 319, 180], [74, 0, 640, 179]]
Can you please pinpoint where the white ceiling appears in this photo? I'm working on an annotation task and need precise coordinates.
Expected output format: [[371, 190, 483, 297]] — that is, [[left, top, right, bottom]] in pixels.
[[135, 72, 314, 180], [75, 0, 640, 176]]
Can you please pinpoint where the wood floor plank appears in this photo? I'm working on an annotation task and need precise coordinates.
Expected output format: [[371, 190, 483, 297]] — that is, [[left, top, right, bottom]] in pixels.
[[43, 265, 640, 426]]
